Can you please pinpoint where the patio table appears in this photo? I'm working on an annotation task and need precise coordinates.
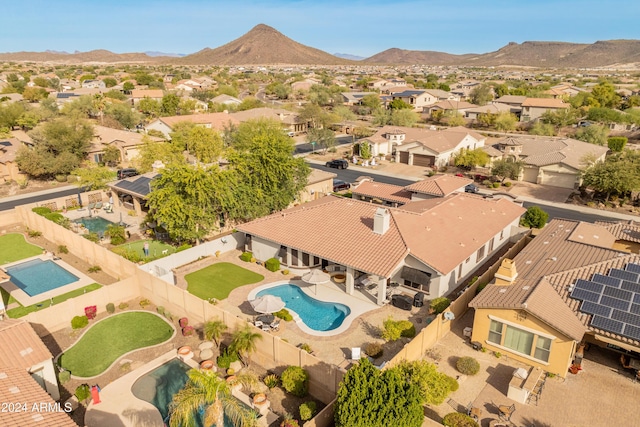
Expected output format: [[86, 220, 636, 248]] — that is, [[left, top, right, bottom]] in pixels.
[[256, 314, 275, 324]]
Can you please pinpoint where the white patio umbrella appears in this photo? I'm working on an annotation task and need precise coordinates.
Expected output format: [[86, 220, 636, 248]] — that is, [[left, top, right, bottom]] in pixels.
[[301, 269, 331, 294], [250, 295, 285, 314]]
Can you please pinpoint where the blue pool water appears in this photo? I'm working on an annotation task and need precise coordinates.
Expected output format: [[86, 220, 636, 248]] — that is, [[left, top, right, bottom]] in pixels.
[[6, 259, 79, 297], [256, 284, 351, 331], [74, 216, 117, 234], [131, 358, 252, 426]]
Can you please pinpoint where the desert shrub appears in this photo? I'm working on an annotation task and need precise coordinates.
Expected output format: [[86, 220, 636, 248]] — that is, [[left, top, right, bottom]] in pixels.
[[265, 257, 280, 272], [282, 269, 290, 275], [263, 374, 279, 389], [504, 181, 512, 187], [32, 207, 52, 216], [58, 370, 71, 384], [442, 412, 479, 427], [139, 298, 150, 308], [430, 297, 450, 314], [71, 315, 88, 329], [274, 309, 293, 321], [157, 306, 165, 315], [176, 243, 191, 252], [179, 317, 189, 327], [105, 224, 126, 245], [281, 366, 309, 397], [164, 311, 173, 321], [399, 320, 416, 338], [364, 342, 383, 359], [494, 351, 502, 358], [45, 212, 67, 226], [216, 349, 239, 369], [57, 244, 69, 254], [106, 303, 115, 314], [492, 182, 501, 188], [381, 317, 415, 341], [88, 265, 101, 273], [475, 283, 488, 294], [75, 384, 91, 403], [299, 343, 313, 354], [240, 251, 253, 262], [226, 368, 235, 376], [55, 174, 68, 183], [27, 229, 42, 237], [443, 374, 459, 392], [456, 356, 480, 375], [83, 232, 100, 243], [118, 302, 129, 310], [299, 401, 317, 421], [121, 249, 142, 263], [482, 179, 492, 187], [280, 413, 300, 427]]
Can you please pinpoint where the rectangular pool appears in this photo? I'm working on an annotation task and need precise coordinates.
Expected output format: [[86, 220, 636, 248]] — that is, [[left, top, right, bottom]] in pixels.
[[74, 216, 117, 234], [5, 258, 79, 297]]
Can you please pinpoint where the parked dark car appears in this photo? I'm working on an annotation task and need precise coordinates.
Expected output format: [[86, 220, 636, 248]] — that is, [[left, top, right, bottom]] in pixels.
[[117, 168, 139, 180], [325, 159, 349, 169], [332, 179, 351, 192], [465, 184, 480, 193]]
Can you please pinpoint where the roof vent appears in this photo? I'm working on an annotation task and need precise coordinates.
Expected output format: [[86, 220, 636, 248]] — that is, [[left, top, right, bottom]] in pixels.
[[32, 414, 44, 422], [19, 348, 33, 357], [499, 288, 507, 293], [0, 372, 6, 379], [373, 208, 390, 235], [8, 386, 19, 394], [522, 285, 530, 290], [543, 241, 549, 245]]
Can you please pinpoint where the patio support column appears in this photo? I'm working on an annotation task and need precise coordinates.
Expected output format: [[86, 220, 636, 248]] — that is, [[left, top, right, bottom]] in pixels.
[[345, 267, 355, 295], [133, 197, 143, 216], [377, 277, 387, 306], [285, 249, 291, 266]]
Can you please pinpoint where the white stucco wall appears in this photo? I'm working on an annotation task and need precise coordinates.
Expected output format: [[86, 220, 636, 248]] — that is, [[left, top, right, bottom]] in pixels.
[[31, 359, 60, 401], [250, 236, 280, 262]]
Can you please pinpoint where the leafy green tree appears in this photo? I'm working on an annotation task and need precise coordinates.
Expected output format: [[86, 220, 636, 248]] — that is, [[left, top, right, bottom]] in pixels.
[[306, 127, 336, 154], [390, 109, 419, 127], [581, 153, 640, 201], [102, 145, 121, 166], [454, 148, 489, 170], [361, 94, 381, 110], [71, 165, 116, 190], [161, 93, 180, 116], [204, 318, 227, 348], [236, 97, 263, 111], [431, 109, 445, 123], [102, 77, 117, 88], [60, 95, 95, 119], [388, 98, 413, 110], [494, 112, 518, 131], [372, 108, 391, 126], [105, 102, 141, 129], [608, 136, 627, 152], [134, 72, 155, 86], [138, 97, 161, 117], [122, 81, 134, 93], [32, 77, 48, 87], [520, 206, 549, 229], [447, 112, 466, 127], [540, 108, 580, 128], [79, 74, 96, 83], [169, 369, 258, 427], [22, 87, 49, 102], [575, 124, 609, 146], [104, 90, 127, 101], [396, 360, 458, 406], [218, 84, 239, 98], [590, 81, 620, 108], [135, 139, 185, 173], [170, 122, 223, 163], [491, 159, 523, 183], [229, 325, 262, 367], [529, 121, 556, 136], [332, 105, 356, 121], [477, 112, 496, 128], [16, 112, 39, 130], [266, 82, 291, 100], [586, 107, 625, 124], [469, 83, 493, 106], [298, 103, 331, 129]]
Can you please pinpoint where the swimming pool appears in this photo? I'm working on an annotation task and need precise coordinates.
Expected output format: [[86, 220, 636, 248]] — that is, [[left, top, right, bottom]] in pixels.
[[256, 284, 351, 331], [74, 216, 117, 234], [131, 358, 250, 426], [5, 258, 79, 297]]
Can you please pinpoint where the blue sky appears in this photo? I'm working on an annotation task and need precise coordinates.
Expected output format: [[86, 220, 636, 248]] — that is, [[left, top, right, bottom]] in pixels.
[[4, 0, 640, 57]]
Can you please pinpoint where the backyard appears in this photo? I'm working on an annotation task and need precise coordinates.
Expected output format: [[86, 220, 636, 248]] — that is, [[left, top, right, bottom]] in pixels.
[[185, 262, 265, 300], [111, 239, 177, 263], [0, 233, 42, 264], [0, 283, 102, 318]]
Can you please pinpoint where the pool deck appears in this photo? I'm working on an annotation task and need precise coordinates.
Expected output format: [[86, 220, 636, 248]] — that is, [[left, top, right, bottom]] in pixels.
[[0, 254, 96, 306]]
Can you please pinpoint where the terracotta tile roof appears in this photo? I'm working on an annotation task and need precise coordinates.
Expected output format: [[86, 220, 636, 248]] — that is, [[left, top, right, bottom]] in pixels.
[[429, 100, 477, 110], [306, 168, 336, 185], [465, 103, 513, 114], [0, 320, 53, 369], [231, 107, 301, 125], [521, 98, 569, 108], [92, 125, 162, 149], [595, 220, 640, 243], [0, 366, 78, 427], [366, 126, 484, 155], [131, 89, 163, 99], [520, 151, 566, 167], [494, 95, 528, 105], [404, 174, 472, 197], [158, 113, 239, 131], [567, 222, 617, 249], [352, 181, 412, 204], [0, 138, 20, 163]]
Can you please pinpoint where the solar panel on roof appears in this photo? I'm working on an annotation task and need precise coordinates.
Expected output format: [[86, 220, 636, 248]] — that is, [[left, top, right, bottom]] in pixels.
[[600, 295, 630, 311], [574, 279, 604, 294], [621, 280, 640, 294], [631, 304, 640, 315], [634, 294, 640, 305], [623, 324, 640, 341], [612, 310, 640, 327], [603, 286, 633, 302], [570, 288, 600, 303], [580, 301, 611, 317], [625, 263, 640, 274], [591, 315, 624, 334], [591, 274, 621, 288], [609, 269, 639, 283]]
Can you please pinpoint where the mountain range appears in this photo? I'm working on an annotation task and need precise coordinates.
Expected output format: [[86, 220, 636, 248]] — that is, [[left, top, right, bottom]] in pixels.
[[1, 24, 639, 68]]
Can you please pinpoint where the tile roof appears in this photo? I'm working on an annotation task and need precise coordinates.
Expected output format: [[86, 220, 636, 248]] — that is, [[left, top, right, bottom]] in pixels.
[[494, 95, 528, 105], [595, 220, 640, 243], [521, 97, 569, 108], [404, 174, 472, 197], [0, 320, 53, 369], [366, 126, 484, 155], [158, 113, 239, 131], [567, 222, 617, 249], [0, 138, 20, 163], [465, 103, 513, 114], [429, 100, 477, 110], [352, 181, 412, 204], [306, 168, 336, 185], [231, 107, 301, 125], [131, 89, 163, 99], [522, 152, 566, 167], [0, 366, 78, 427]]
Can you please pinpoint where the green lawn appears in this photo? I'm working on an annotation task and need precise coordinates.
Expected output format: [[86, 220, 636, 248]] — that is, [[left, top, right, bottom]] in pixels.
[[186, 262, 264, 300], [59, 312, 173, 377], [0, 233, 42, 264], [3, 283, 102, 318], [111, 240, 177, 263]]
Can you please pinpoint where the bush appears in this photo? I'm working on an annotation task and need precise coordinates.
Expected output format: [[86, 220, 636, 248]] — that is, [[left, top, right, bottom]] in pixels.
[[475, 283, 488, 295], [157, 306, 165, 316], [75, 384, 91, 403], [58, 370, 71, 384], [274, 309, 293, 321], [265, 257, 280, 272], [442, 412, 479, 427], [139, 298, 150, 308], [176, 243, 191, 252], [443, 374, 459, 392], [282, 269, 290, 275], [492, 182, 501, 188], [118, 302, 129, 310], [88, 265, 101, 273], [299, 401, 317, 421], [608, 136, 628, 152], [430, 297, 450, 314], [164, 311, 173, 321], [216, 349, 239, 369], [263, 374, 279, 389], [179, 317, 189, 328], [381, 317, 415, 341], [106, 224, 126, 245], [503, 181, 512, 187], [280, 413, 300, 427], [45, 212, 69, 228], [299, 343, 313, 354], [364, 342, 383, 359], [481, 179, 492, 187], [281, 366, 309, 397], [55, 174, 68, 183], [32, 207, 52, 216], [399, 320, 416, 338], [71, 315, 88, 329], [83, 232, 100, 243], [57, 244, 69, 254], [240, 251, 253, 262], [27, 229, 42, 237], [121, 248, 142, 263], [456, 356, 480, 375], [226, 368, 235, 376], [520, 205, 549, 229], [106, 303, 115, 314]]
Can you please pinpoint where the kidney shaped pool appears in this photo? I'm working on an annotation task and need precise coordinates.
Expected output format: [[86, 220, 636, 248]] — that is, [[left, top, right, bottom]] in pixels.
[[256, 284, 350, 332]]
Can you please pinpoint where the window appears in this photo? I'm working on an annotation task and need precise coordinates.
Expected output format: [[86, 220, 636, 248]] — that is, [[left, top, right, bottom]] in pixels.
[[504, 326, 534, 355], [500, 230, 504, 240], [488, 320, 503, 345], [458, 263, 463, 281], [534, 336, 552, 362], [488, 237, 494, 253], [466, 257, 471, 264], [476, 245, 485, 262]]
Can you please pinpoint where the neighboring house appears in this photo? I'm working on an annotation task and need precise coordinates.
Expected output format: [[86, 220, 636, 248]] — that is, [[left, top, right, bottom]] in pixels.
[[390, 90, 439, 110], [130, 89, 164, 105], [424, 89, 460, 103], [483, 136, 608, 189], [520, 98, 569, 122], [81, 79, 106, 89], [0, 93, 24, 103], [0, 319, 62, 400], [296, 169, 336, 204], [0, 138, 26, 183], [238, 193, 525, 304], [341, 92, 377, 106], [469, 219, 640, 378], [425, 100, 477, 116], [145, 112, 239, 140], [231, 107, 306, 134], [493, 95, 528, 108], [88, 126, 163, 166], [465, 103, 515, 120], [211, 94, 242, 106], [362, 125, 485, 168]]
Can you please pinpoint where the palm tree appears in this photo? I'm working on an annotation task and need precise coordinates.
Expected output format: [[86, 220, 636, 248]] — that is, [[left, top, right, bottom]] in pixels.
[[169, 369, 258, 427], [204, 318, 227, 348], [230, 325, 262, 367]]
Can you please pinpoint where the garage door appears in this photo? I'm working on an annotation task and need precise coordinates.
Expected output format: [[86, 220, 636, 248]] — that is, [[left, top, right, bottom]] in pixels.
[[541, 172, 577, 189], [399, 152, 410, 164], [413, 154, 435, 167], [522, 166, 539, 183]]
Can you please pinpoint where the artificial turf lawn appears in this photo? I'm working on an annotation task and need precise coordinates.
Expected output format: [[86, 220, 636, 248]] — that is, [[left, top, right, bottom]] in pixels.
[[185, 262, 264, 300], [4, 283, 102, 318], [59, 312, 173, 377], [0, 233, 42, 264], [111, 240, 176, 261]]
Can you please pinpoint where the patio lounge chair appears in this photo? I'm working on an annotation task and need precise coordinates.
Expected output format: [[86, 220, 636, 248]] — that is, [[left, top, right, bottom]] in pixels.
[[261, 324, 271, 332], [351, 347, 361, 361], [498, 403, 515, 421], [254, 320, 264, 328], [270, 319, 280, 331]]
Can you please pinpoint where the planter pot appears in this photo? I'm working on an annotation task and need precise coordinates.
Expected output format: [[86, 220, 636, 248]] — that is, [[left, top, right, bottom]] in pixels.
[[226, 376, 242, 392], [252, 393, 270, 415], [178, 346, 193, 361], [200, 360, 214, 370]]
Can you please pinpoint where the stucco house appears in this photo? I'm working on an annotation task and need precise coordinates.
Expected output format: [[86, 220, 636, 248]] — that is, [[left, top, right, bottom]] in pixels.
[[88, 126, 164, 166], [231, 107, 307, 134], [130, 89, 164, 105], [469, 219, 640, 378], [81, 79, 106, 89], [0, 137, 26, 183], [145, 112, 239, 140], [424, 100, 477, 116], [211, 94, 242, 106], [390, 90, 439, 110], [520, 98, 569, 122], [238, 193, 525, 304]]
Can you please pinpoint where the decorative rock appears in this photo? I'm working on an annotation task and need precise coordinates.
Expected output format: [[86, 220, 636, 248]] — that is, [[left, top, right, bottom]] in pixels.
[[200, 348, 214, 360], [198, 341, 214, 351]]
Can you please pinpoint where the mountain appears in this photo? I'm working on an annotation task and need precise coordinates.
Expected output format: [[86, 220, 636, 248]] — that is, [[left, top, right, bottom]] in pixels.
[[176, 24, 349, 65], [364, 48, 475, 65], [0, 49, 168, 63], [145, 51, 186, 57], [334, 53, 364, 61]]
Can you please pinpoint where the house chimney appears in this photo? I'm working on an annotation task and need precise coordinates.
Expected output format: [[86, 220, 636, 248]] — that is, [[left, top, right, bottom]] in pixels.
[[495, 258, 518, 285], [373, 208, 390, 235]]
